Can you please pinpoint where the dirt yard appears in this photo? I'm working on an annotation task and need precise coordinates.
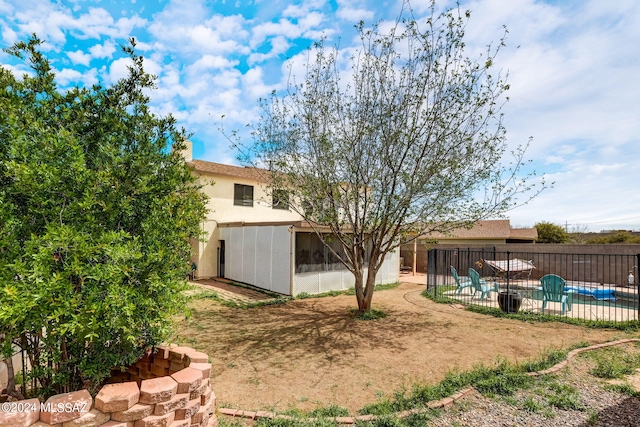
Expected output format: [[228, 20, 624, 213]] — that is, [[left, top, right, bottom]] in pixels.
[[177, 282, 630, 414]]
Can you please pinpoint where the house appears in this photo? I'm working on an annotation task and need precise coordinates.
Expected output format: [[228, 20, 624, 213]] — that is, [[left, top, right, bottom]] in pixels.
[[400, 220, 538, 274], [423, 219, 538, 245], [184, 142, 399, 295]]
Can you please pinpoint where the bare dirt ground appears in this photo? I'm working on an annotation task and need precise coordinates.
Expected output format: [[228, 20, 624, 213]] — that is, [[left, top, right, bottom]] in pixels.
[[177, 281, 632, 415]]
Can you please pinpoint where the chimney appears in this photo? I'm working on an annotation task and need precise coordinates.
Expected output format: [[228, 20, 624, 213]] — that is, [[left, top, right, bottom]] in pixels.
[[181, 139, 193, 162]]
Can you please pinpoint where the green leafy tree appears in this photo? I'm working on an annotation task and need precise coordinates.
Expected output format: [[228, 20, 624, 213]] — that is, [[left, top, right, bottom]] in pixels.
[[586, 231, 640, 244], [228, 1, 542, 314], [535, 222, 569, 243], [0, 36, 208, 396]]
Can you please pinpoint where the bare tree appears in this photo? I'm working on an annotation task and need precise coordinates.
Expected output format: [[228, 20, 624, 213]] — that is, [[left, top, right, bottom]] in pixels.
[[229, 1, 543, 313], [569, 224, 590, 243]]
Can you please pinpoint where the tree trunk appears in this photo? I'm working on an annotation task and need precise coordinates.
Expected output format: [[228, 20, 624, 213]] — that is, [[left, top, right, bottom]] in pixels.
[[354, 268, 378, 313], [354, 268, 367, 313], [3, 356, 25, 400]]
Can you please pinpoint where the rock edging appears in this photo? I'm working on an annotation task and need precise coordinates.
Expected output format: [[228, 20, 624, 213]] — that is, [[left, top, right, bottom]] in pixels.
[[218, 338, 640, 425], [0, 345, 217, 427]]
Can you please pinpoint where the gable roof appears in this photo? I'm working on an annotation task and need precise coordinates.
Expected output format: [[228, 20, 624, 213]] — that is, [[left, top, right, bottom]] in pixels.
[[188, 160, 267, 182], [425, 220, 512, 240], [421, 220, 537, 242], [508, 227, 538, 241]]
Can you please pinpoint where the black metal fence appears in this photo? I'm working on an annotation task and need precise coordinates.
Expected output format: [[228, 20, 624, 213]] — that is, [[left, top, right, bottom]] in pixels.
[[426, 248, 640, 322]]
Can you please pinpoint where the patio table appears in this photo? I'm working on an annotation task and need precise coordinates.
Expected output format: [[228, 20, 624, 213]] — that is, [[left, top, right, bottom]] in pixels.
[[483, 258, 536, 281]]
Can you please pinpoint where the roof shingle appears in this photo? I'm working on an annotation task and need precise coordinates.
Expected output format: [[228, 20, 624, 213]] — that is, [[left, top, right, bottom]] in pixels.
[[188, 160, 267, 181]]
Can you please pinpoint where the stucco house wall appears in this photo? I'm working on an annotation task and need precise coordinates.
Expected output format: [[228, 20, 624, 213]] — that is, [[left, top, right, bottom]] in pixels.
[[184, 144, 399, 295], [188, 159, 301, 279]]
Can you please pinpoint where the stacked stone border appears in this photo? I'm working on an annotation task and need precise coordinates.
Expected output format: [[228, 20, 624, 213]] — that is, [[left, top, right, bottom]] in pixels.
[[219, 338, 640, 425], [0, 345, 217, 427]]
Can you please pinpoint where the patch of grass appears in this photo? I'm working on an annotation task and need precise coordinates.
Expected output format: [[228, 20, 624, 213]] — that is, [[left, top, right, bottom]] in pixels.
[[373, 282, 401, 292], [603, 382, 640, 397], [500, 376, 584, 416], [308, 405, 350, 418], [296, 283, 400, 300], [188, 289, 221, 300], [218, 417, 247, 427], [224, 280, 283, 299], [256, 418, 340, 427], [356, 414, 404, 426], [586, 410, 599, 426], [352, 410, 439, 427], [400, 410, 439, 426], [296, 292, 313, 299], [352, 309, 388, 321], [520, 348, 568, 373], [521, 396, 546, 413], [426, 293, 640, 332], [518, 343, 590, 373], [221, 297, 290, 309], [465, 362, 533, 397], [584, 347, 640, 379], [421, 286, 458, 304], [545, 382, 584, 411], [359, 359, 534, 416]]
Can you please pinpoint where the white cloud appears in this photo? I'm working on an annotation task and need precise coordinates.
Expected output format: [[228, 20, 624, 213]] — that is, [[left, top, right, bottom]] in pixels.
[[55, 67, 98, 87], [67, 50, 91, 66], [148, 20, 249, 57], [250, 12, 326, 48], [590, 164, 624, 175], [2, 1, 146, 57], [2, 26, 18, 45], [336, 0, 374, 23], [242, 66, 271, 99], [104, 57, 132, 84], [147, 0, 250, 58], [188, 55, 238, 74], [209, 69, 243, 90], [89, 41, 116, 59], [248, 35, 290, 65]]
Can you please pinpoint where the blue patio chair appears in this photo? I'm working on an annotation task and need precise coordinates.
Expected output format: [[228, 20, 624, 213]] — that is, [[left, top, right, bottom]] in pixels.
[[540, 274, 573, 315], [468, 268, 499, 300], [451, 266, 473, 295]]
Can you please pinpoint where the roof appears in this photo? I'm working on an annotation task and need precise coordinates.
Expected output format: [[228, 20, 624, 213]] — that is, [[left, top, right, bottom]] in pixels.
[[421, 220, 537, 242], [217, 220, 333, 232], [508, 227, 538, 240], [425, 220, 512, 240], [188, 160, 267, 182]]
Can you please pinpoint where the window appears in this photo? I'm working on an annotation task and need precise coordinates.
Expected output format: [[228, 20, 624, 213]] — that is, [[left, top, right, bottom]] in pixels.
[[272, 190, 289, 210], [234, 184, 254, 207]]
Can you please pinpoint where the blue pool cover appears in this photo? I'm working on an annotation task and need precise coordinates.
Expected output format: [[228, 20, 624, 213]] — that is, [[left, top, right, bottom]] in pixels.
[[565, 287, 615, 301]]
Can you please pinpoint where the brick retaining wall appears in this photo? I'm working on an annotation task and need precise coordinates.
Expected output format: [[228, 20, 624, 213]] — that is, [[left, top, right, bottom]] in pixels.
[[0, 345, 217, 427]]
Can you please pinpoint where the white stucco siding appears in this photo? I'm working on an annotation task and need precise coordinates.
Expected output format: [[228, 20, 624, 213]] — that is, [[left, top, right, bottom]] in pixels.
[[197, 174, 301, 224], [192, 170, 302, 279]]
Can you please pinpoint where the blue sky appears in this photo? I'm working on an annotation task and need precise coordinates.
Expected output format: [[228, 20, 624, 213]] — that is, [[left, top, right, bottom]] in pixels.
[[2, 0, 639, 232]]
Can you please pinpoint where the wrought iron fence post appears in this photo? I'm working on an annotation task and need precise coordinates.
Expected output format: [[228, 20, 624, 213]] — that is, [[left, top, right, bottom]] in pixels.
[[637, 254, 640, 322], [427, 249, 437, 294], [506, 251, 511, 294]]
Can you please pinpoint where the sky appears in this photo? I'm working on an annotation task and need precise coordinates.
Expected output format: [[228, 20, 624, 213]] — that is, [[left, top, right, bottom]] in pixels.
[[1, 0, 639, 232]]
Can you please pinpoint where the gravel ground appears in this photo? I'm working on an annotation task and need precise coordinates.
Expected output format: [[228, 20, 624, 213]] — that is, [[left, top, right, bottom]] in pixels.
[[430, 347, 640, 427]]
